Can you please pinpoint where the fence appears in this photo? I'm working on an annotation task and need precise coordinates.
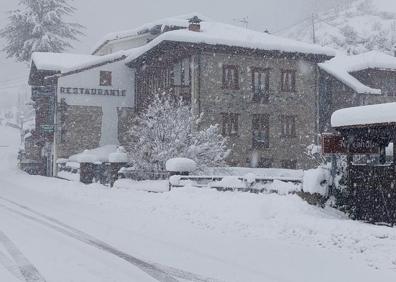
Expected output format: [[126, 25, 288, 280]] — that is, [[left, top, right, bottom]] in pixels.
[[57, 162, 309, 196], [170, 174, 304, 194], [118, 168, 169, 181]]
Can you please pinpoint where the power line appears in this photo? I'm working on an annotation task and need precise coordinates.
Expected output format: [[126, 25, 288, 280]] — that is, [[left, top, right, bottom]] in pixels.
[[0, 77, 27, 85], [272, 1, 356, 36], [0, 84, 27, 91], [0, 81, 27, 88], [272, 16, 313, 34], [316, 17, 368, 43]]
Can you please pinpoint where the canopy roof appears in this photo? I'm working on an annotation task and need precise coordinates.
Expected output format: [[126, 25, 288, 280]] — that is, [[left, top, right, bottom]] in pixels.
[[332, 102, 396, 128]]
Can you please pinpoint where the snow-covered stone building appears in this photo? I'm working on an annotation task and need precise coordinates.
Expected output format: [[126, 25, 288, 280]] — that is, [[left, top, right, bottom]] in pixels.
[[28, 52, 135, 175], [319, 51, 396, 133], [26, 14, 396, 175]]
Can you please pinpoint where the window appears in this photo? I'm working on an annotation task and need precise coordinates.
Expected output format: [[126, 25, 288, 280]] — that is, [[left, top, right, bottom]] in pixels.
[[280, 115, 296, 137], [222, 65, 239, 90], [100, 71, 112, 86], [281, 70, 296, 92], [252, 114, 270, 149], [281, 160, 297, 169], [252, 68, 270, 103], [173, 58, 191, 87], [222, 113, 239, 136]]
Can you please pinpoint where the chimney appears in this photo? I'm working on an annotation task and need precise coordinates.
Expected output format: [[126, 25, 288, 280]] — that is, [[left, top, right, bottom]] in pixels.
[[188, 16, 202, 32], [393, 44, 396, 57]]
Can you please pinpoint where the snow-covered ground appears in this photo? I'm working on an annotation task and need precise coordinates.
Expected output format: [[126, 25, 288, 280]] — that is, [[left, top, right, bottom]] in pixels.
[[1, 125, 396, 281]]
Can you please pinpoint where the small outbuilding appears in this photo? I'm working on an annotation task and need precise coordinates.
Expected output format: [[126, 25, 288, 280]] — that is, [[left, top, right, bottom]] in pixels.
[[331, 102, 396, 224]]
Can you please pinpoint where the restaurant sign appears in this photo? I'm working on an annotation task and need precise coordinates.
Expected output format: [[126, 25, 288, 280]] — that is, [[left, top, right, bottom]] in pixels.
[[60, 87, 127, 97], [321, 134, 379, 155]]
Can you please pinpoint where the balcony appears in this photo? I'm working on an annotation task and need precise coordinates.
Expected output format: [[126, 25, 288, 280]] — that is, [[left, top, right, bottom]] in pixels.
[[252, 90, 269, 104]]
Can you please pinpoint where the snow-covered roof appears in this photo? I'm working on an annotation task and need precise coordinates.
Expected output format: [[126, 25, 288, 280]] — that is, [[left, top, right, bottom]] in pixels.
[[59, 51, 128, 75], [69, 145, 118, 163], [31, 52, 100, 72], [124, 21, 335, 64], [319, 51, 396, 95], [331, 102, 396, 128], [31, 51, 129, 78], [91, 13, 210, 54], [33, 17, 335, 78]]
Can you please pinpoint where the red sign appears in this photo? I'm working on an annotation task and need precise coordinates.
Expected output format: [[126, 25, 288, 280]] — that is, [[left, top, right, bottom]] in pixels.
[[321, 134, 380, 155], [321, 134, 346, 154]]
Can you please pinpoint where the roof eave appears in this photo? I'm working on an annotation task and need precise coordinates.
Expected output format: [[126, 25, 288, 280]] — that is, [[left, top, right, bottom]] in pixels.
[[126, 40, 334, 68]]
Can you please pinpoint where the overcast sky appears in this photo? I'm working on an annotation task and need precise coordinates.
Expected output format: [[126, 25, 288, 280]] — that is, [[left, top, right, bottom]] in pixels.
[[0, 0, 344, 108]]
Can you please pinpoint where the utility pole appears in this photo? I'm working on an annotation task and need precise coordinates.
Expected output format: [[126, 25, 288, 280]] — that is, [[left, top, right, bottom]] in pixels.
[[312, 13, 316, 44], [233, 16, 249, 29]]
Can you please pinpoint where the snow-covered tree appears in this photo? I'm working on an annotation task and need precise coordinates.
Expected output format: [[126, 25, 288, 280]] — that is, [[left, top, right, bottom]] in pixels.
[[127, 94, 230, 171], [0, 0, 84, 62]]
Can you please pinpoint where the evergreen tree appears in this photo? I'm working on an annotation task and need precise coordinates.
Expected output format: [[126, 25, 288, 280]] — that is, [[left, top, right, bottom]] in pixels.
[[128, 94, 230, 171], [0, 0, 84, 62]]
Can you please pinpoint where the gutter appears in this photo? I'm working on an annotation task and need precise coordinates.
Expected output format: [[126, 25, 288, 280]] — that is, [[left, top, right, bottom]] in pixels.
[[44, 55, 127, 81]]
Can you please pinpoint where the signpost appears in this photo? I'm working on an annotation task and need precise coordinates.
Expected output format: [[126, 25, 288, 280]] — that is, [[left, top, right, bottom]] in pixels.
[[40, 124, 55, 133], [321, 134, 379, 155]]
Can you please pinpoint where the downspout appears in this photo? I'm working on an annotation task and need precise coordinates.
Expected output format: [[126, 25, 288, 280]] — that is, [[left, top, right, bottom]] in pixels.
[[197, 50, 202, 130], [314, 62, 320, 144]]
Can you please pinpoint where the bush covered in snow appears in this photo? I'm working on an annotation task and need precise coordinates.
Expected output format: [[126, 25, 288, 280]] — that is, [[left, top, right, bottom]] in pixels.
[[303, 166, 331, 196], [127, 94, 230, 171]]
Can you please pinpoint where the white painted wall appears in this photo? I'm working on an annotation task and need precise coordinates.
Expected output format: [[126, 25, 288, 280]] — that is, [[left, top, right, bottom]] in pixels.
[[57, 60, 135, 146]]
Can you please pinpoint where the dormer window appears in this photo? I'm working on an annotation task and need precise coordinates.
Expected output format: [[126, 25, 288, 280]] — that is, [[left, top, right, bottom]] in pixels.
[[100, 71, 112, 86]]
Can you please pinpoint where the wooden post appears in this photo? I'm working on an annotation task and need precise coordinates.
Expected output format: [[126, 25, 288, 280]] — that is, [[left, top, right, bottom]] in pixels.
[[346, 135, 353, 191], [393, 131, 396, 174]]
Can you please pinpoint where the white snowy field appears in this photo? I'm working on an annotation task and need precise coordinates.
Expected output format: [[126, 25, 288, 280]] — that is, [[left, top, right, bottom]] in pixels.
[[1, 125, 396, 282]]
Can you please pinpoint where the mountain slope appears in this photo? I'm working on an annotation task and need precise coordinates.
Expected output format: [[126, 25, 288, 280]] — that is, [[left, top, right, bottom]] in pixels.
[[282, 0, 396, 54]]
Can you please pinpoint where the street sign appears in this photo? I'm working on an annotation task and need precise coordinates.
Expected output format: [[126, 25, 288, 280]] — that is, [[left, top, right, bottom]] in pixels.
[[40, 124, 55, 133], [321, 134, 379, 155]]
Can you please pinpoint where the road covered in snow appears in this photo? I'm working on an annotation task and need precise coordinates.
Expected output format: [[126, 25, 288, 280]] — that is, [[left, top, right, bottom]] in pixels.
[[1, 124, 396, 282]]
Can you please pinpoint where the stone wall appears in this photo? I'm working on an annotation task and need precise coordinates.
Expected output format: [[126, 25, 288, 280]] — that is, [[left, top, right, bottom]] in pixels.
[[196, 52, 320, 169], [57, 105, 102, 158]]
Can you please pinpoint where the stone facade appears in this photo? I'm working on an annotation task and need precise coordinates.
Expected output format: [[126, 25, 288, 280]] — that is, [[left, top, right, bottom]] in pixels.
[[57, 105, 103, 158], [132, 44, 329, 170], [195, 52, 320, 169]]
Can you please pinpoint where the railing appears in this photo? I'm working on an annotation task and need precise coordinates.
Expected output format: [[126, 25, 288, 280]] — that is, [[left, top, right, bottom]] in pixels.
[[170, 174, 303, 193], [252, 90, 270, 104], [118, 169, 169, 181]]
